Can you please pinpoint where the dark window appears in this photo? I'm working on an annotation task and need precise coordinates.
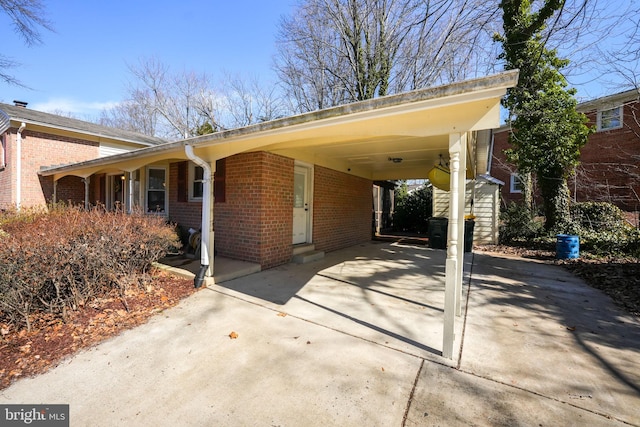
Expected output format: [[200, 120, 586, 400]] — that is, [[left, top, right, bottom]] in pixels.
[[192, 165, 204, 199]]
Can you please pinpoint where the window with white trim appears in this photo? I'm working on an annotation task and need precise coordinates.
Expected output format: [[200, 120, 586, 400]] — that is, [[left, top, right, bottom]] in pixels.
[[189, 163, 204, 201], [597, 106, 623, 131], [510, 173, 523, 194], [146, 166, 167, 213]]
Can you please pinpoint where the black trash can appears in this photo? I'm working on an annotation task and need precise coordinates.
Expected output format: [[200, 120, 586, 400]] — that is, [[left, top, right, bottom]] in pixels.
[[464, 219, 475, 253], [428, 217, 448, 249]]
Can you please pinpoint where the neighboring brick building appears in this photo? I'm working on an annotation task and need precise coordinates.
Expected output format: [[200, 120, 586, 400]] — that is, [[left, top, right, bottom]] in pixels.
[[0, 102, 165, 209], [490, 89, 640, 212]]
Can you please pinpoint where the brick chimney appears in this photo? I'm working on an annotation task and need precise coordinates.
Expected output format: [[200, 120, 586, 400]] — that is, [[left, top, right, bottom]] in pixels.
[[13, 100, 28, 108]]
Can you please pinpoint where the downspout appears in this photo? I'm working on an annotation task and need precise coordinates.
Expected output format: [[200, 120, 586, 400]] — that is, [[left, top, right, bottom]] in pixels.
[[16, 122, 26, 209], [184, 144, 212, 288]]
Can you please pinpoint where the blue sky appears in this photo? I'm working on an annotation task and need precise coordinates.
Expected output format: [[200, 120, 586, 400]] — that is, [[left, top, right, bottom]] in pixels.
[[1, 1, 636, 119], [1, 0, 295, 117]]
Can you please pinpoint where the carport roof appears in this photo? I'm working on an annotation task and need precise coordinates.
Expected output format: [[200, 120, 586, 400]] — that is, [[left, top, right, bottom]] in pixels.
[[39, 70, 518, 181]]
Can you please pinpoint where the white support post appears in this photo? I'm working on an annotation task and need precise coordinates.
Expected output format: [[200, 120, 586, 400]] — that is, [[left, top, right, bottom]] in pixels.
[[185, 145, 215, 279], [206, 161, 215, 276], [127, 171, 134, 214], [53, 179, 57, 205], [443, 132, 463, 359], [456, 133, 468, 316], [83, 177, 90, 210]]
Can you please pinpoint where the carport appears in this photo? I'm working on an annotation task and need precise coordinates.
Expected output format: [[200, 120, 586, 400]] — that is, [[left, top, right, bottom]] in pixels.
[[40, 70, 518, 358]]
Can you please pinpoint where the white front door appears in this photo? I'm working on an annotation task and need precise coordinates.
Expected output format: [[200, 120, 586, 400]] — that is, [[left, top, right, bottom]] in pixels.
[[293, 165, 311, 244]]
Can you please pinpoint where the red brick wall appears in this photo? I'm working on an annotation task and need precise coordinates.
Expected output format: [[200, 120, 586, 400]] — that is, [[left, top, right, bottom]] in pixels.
[[0, 127, 99, 208], [313, 166, 372, 252], [492, 100, 640, 211], [215, 152, 294, 269], [51, 175, 85, 206], [491, 129, 523, 207], [574, 102, 640, 211], [168, 161, 202, 230]]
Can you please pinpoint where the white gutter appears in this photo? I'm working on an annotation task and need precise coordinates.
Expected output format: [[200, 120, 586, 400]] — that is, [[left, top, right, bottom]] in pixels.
[[184, 144, 213, 287], [16, 122, 26, 209]]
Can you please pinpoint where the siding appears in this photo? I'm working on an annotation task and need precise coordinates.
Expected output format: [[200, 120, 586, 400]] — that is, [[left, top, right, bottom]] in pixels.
[[433, 180, 501, 244], [99, 142, 136, 157]]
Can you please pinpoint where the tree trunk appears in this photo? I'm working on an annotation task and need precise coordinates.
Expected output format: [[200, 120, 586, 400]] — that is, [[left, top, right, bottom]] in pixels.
[[538, 174, 571, 232]]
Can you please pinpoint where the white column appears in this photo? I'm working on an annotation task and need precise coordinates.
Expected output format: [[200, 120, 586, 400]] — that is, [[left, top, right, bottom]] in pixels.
[[206, 161, 215, 276], [443, 132, 463, 359], [456, 133, 468, 316], [127, 171, 135, 214]]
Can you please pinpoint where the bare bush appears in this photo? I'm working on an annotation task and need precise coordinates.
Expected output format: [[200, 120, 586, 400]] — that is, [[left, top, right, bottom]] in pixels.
[[0, 205, 180, 329]]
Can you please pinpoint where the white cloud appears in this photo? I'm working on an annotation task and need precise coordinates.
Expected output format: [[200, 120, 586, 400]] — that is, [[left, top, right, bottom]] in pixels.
[[30, 98, 120, 119]]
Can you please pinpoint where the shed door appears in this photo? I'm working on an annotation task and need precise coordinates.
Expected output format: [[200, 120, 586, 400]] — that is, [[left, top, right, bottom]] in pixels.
[[293, 165, 311, 244]]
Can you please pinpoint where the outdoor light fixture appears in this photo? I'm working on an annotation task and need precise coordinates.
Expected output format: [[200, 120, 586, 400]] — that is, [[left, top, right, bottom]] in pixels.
[[388, 157, 403, 163], [428, 154, 450, 191]]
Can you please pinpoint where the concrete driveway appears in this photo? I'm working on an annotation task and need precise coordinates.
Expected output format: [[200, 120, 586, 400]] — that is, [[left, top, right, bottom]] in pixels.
[[1, 241, 639, 426]]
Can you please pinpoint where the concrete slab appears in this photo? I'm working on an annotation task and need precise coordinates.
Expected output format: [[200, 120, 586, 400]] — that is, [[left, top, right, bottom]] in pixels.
[[215, 241, 470, 363], [458, 252, 640, 425], [1, 287, 421, 426], [156, 255, 261, 283], [405, 361, 630, 426], [2, 242, 638, 426]]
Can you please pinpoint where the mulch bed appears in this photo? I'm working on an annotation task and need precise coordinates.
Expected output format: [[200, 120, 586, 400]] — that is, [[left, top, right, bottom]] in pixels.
[[0, 270, 197, 391]]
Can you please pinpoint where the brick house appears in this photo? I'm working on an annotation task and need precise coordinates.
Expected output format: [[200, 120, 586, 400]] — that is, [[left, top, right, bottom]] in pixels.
[[4, 72, 515, 274], [3, 71, 518, 358], [490, 89, 640, 212], [0, 101, 166, 209]]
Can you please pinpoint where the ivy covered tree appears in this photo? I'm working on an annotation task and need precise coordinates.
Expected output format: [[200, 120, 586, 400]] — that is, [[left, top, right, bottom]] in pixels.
[[496, 0, 592, 231]]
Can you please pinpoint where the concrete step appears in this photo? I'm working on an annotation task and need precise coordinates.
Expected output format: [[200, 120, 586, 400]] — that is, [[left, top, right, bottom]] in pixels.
[[292, 250, 325, 264], [292, 243, 315, 256]]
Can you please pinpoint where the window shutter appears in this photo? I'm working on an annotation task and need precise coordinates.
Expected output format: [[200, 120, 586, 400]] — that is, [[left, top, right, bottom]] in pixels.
[[214, 158, 226, 203], [177, 161, 188, 202]]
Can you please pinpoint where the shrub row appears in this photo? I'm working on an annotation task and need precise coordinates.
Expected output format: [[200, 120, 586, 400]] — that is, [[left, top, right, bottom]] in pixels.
[[499, 201, 640, 256], [0, 205, 180, 330]]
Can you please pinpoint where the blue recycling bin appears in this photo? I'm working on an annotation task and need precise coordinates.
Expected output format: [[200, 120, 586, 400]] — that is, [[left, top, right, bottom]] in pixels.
[[556, 234, 579, 259]]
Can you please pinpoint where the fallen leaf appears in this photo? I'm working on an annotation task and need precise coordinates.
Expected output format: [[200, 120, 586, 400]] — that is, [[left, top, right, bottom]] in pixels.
[[381, 367, 385, 372], [306, 341, 311, 344], [566, 326, 576, 331], [277, 312, 287, 317], [229, 331, 239, 339]]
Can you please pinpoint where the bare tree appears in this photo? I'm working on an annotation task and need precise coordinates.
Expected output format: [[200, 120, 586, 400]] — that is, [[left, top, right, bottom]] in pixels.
[[275, 0, 502, 112], [594, 2, 640, 92], [100, 58, 286, 139], [275, 0, 623, 112], [219, 72, 286, 128], [100, 57, 225, 140], [1, 0, 53, 85]]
